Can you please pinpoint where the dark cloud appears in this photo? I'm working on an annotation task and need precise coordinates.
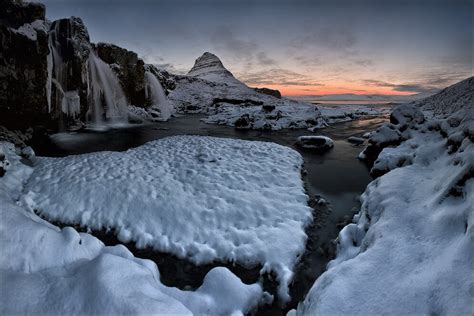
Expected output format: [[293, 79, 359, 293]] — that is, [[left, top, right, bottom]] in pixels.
[[256, 52, 277, 66], [237, 68, 324, 86], [363, 79, 438, 93], [210, 27, 257, 61], [291, 25, 357, 51]]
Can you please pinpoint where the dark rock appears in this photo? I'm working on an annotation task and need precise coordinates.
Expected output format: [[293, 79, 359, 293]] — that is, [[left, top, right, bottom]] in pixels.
[[96, 42, 147, 106], [0, 0, 50, 128], [253, 87, 281, 99], [262, 104, 276, 112], [213, 98, 263, 106], [49, 16, 92, 122], [347, 136, 365, 145], [234, 114, 252, 129]]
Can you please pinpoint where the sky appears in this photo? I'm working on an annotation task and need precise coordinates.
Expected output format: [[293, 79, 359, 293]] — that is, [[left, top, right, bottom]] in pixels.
[[40, 0, 473, 96]]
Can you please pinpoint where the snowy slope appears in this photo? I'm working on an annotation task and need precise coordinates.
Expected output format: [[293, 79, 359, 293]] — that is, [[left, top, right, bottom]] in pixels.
[[187, 52, 244, 87], [296, 79, 474, 314], [0, 141, 263, 315], [409, 76, 473, 117], [22, 136, 312, 301]]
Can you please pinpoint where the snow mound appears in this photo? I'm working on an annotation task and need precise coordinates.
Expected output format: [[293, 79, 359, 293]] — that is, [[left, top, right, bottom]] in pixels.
[[296, 95, 474, 314], [409, 76, 473, 118], [296, 136, 334, 151], [0, 141, 262, 315], [22, 135, 312, 301]]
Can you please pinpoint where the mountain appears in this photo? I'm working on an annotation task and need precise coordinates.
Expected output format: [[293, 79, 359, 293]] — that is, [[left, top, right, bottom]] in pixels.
[[295, 92, 435, 103], [408, 76, 473, 117], [187, 52, 244, 87]]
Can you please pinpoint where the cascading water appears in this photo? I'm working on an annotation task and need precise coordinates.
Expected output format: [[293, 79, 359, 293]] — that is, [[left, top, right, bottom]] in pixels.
[[47, 20, 129, 130], [87, 53, 128, 128], [145, 71, 172, 121]]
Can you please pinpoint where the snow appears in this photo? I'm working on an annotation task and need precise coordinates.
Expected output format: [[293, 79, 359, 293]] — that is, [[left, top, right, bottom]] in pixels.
[[9, 20, 46, 41], [296, 83, 474, 314], [21, 135, 312, 301], [409, 76, 473, 118], [0, 141, 263, 315], [203, 102, 327, 131], [317, 104, 390, 124]]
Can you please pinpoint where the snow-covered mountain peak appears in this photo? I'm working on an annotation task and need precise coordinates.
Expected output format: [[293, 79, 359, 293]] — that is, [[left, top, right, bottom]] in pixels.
[[188, 52, 244, 86]]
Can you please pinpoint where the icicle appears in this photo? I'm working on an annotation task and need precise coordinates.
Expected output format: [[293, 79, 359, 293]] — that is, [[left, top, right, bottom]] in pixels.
[[145, 71, 172, 121]]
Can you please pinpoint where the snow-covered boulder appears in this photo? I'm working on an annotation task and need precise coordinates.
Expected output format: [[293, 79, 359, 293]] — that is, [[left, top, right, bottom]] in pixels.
[[296, 136, 334, 152]]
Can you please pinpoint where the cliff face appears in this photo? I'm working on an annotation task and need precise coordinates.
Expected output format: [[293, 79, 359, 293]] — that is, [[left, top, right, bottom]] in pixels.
[[0, 0, 173, 129], [0, 0, 50, 128], [96, 43, 147, 107]]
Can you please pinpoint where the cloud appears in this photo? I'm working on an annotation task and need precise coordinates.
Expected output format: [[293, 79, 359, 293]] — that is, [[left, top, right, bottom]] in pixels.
[[236, 68, 324, 87], [154, 63, 188, 75], [210, 27, 257, 61], [256, 52, 277, 66], [363, 79, 438, 93], [291, 25, 357, 51]]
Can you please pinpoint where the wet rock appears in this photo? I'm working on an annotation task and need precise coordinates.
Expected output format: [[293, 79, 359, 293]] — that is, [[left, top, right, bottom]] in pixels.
[[96, 42, 147, 106], [347, 136, 365, 145]]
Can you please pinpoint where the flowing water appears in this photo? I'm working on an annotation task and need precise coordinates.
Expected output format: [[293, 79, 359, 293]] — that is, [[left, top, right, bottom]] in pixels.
[[32, 114, 387, 314], [145, 71, 173, 120]]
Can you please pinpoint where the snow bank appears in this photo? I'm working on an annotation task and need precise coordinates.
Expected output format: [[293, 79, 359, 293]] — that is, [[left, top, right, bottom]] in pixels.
[[317, 104, 390, 124], [0, 141, 263, 315], [203, 102, 327, 131], [22, 136, 312, 301], [296, 93, 473, 314]]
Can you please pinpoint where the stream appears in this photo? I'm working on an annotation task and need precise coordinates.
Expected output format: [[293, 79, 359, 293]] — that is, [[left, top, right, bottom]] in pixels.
[[31, 114, 387, 314]]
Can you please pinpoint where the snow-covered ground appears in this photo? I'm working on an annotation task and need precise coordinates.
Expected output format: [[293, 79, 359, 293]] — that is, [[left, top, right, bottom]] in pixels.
[[317, 104, 390, 124], [295, 80, 474, 314], [0, 140, 266, 314], [19, 136, 311, 302]]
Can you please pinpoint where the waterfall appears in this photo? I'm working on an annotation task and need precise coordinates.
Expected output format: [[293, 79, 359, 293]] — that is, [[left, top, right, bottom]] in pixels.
[[48, 21, 129, 130], [87, 53, 128, 128], [145, 71, 172, 121], [46, 38, 53, 113]]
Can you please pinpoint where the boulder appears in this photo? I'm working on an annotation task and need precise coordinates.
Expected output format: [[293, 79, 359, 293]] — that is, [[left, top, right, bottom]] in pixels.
[[347, 136, 365, 145], [234, 114, 252, 129], [296, 136, 334, 152]]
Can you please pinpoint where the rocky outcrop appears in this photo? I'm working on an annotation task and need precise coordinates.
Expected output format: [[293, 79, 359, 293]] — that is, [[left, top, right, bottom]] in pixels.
[[145, 65, 176, 95], [49, 16, 92, 123], [187, 52, 244, 86], [0, 0, 50, 128], [253, 87, 281, 99], [96, 43, 147, 106]]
